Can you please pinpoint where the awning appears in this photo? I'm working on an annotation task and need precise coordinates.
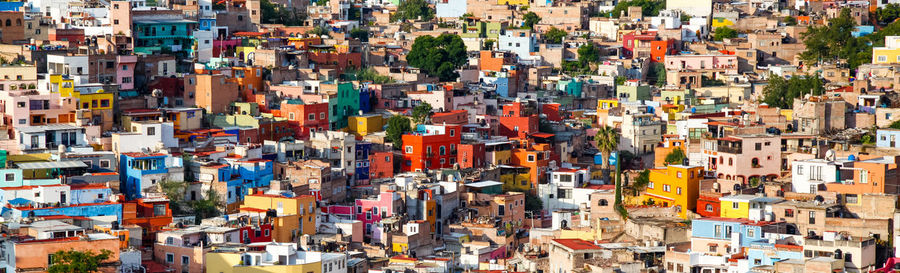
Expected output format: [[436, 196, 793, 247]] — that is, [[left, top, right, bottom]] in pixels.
[[15, 161, 88, 170], [531, 132, 555, 138]]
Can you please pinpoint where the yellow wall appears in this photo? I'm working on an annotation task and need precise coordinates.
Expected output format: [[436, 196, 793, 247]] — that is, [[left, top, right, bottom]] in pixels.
[[712, 18, 734, 28], [597, 99, 619, 112], [392, 242, 408, 253], [719, 200, 749, 219], [500, 173, 531, 191], [643, 165, 703, 219], [348, 115, 384, 137], [241, 194, 317, 240], [206, 252, 323, 273], [560, 228, 600, 241], [497, 0, 527, 4], [873, 48, 900, 64], [424, 201, 436, 233], [489, 150, 511, 166]]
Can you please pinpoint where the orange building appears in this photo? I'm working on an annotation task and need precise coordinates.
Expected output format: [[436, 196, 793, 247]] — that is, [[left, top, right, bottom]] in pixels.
[[122, 197, 173, 245], [511, 143, 553, 187], [825, 155, 900, 196], [401, 124, 463, 172], [643, 164, 703, 219], [654, 136, 686, 168], [649, 39, 676, 63], [10, 235, 120, 272], [232, 66, 268, 110]]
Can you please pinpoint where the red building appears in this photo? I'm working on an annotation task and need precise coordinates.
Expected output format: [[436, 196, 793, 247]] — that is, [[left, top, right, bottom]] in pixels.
[[369, 151, 394, 179], [276, 100, 329, 139], [307, 48, 361, 74], [401, 124, 462, 172], [696, 193, 722, 217], [498, 101, 539, 139], [431, 110, 469, 125], [457, 142, 485, 169], [622, 30, 657, 59], [541, 103, 563, 122], [649, 39, 677, 63], [122, 197, 173, 246], [237, 222, 273, 243]]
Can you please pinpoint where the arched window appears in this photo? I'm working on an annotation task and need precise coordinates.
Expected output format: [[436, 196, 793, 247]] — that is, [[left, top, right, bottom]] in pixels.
[[15, 19, 20, 26], [728, 158, 733, 166], [598, 199, 608, 206], [751, 158, 760, 167], [5, 19, 10, 26], [705, 204, 714, 212]]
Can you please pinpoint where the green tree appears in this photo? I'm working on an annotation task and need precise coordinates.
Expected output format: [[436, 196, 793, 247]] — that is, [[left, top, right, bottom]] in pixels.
[[614, 163, 628, 218], [411, 102, 433, 124], [595, 125, 620, 183], [762, 73, 825, 108], [344, 67, 395, 83], [615, 76, 627, 85], [664, 147, 686, 165], [349, 28, 369, 42], [713, 26, 738, 41], [483, 39, 496, 50], [386, 115, 412, 148], [783, 16, 797, 26], [648, 62, 666, 87], [523, 12, 541, 29], [190, 190, 221, 224], [261, 0, 302, 25], [406, 34, 468, 81], [607, 0, 664, 18], [799, 8, 856, 66], [544, 27, 567, 44], [391, 0, 434, 22], [524, 191, 543, 213], [681, 13, 692, 22], [877, 4, 900, 24], [48, 249, 113, 273], [159, 180, 187, 214], [890, 120, 900, 129], [308, 26, 330, 36], [630, 170, 650, 195], [577, 43, 599, 64]]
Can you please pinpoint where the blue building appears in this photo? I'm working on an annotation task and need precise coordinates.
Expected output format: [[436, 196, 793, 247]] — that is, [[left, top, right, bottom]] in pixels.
[[746, 242, 804, 267], [876, 129, 900, 149], [233, 159, 274, 189], [359, 87, 374, 113], [692, 218, 775, 249], [70, 184, 114, 205], [852, 26, 875, 38], [558, 78, 583, 97], [133, 18, 198, 57], [119, 153, 172, 200], [355, 142, 372, 182], [4, 203, 123, 222]]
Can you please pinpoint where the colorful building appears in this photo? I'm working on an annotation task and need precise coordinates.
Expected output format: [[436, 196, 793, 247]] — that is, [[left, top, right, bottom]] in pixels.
[[401, 124, 463, 172], [348, 114, 384, 137], [239, 191, 317, 242], [642, 164, 703, 219]]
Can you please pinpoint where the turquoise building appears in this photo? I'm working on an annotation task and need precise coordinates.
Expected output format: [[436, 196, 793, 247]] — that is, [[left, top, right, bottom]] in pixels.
[[133, 18, 198, 57], [330, 82, 360, 129]]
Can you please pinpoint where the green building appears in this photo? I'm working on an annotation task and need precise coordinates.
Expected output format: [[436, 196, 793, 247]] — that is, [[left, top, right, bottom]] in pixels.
[[616, 82, 652, 102], [329, 82, 359, 129]]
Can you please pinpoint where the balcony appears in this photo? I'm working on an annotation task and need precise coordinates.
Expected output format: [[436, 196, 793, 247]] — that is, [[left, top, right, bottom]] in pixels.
[[717, 146, 741, 154]]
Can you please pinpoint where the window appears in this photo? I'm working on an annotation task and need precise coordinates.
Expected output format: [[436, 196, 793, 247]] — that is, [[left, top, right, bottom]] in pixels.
[[154, 204, 166, 216], [181, 256, 189, 266], [785, 209, 794, 217], [147, 127, 156, 136], [663, 184, 671, 192], [676, 171, 682, 178], [527, 154, 535, 162], [845, 194, 858, 204], [706, 204, 713, 212], [405, 146, 413, 154], [648, 182, 654, 189], [879, 55, 888, 62], [809, 211, 816, 224], [5, 173, 13, 181], [598, 199, 608, 206], [309, 113, 316, 120], [166, 253, 174, 264], [676, 187, 682, 195], [101, 99, 110, 107], [732, 202, 739, 209]]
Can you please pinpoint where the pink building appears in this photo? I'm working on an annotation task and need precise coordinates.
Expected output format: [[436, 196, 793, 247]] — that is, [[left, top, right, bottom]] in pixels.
[[407, 89, 452, 112], [703, 135, 782, 190], [0, 82, 74, 130], [355, 191, 402, 238], [116, 55, 137, 90], [664, 55, 739, 74]]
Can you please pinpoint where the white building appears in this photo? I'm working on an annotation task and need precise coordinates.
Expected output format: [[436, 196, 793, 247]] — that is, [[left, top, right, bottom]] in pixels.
[[790, 159, 846, 194], [111, 121, 177, 154], [17, 124, 88, 152], [499, 29, 539, 61], [436, 0, 467, 18], [666, 0, 713, 18], [650, 10, 682, 30], [618, 103, 664, 155], [538, 168, 596, 211]]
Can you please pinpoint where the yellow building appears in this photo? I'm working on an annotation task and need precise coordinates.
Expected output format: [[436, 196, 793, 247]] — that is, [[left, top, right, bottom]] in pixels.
[[240, 191, 317, 242], [711, 18, 735, 29], [719, 195, 752, 219], [500, 166, 531, 191], [643, 164, 703, 219], [497, 0, 528, 4], [597, 99, 619, 112], [873, 36, 900, 64], [50, 75, 116, 130], [347, 115, 384, 137]]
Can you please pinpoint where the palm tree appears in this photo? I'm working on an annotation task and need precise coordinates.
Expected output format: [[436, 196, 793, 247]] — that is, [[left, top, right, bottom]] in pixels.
[[595, 125, 620, 183]]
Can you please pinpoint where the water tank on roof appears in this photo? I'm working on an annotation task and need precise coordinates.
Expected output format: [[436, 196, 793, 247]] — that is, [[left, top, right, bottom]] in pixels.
[[848, 155, 856, 161], [691, 107, 696, 113]]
